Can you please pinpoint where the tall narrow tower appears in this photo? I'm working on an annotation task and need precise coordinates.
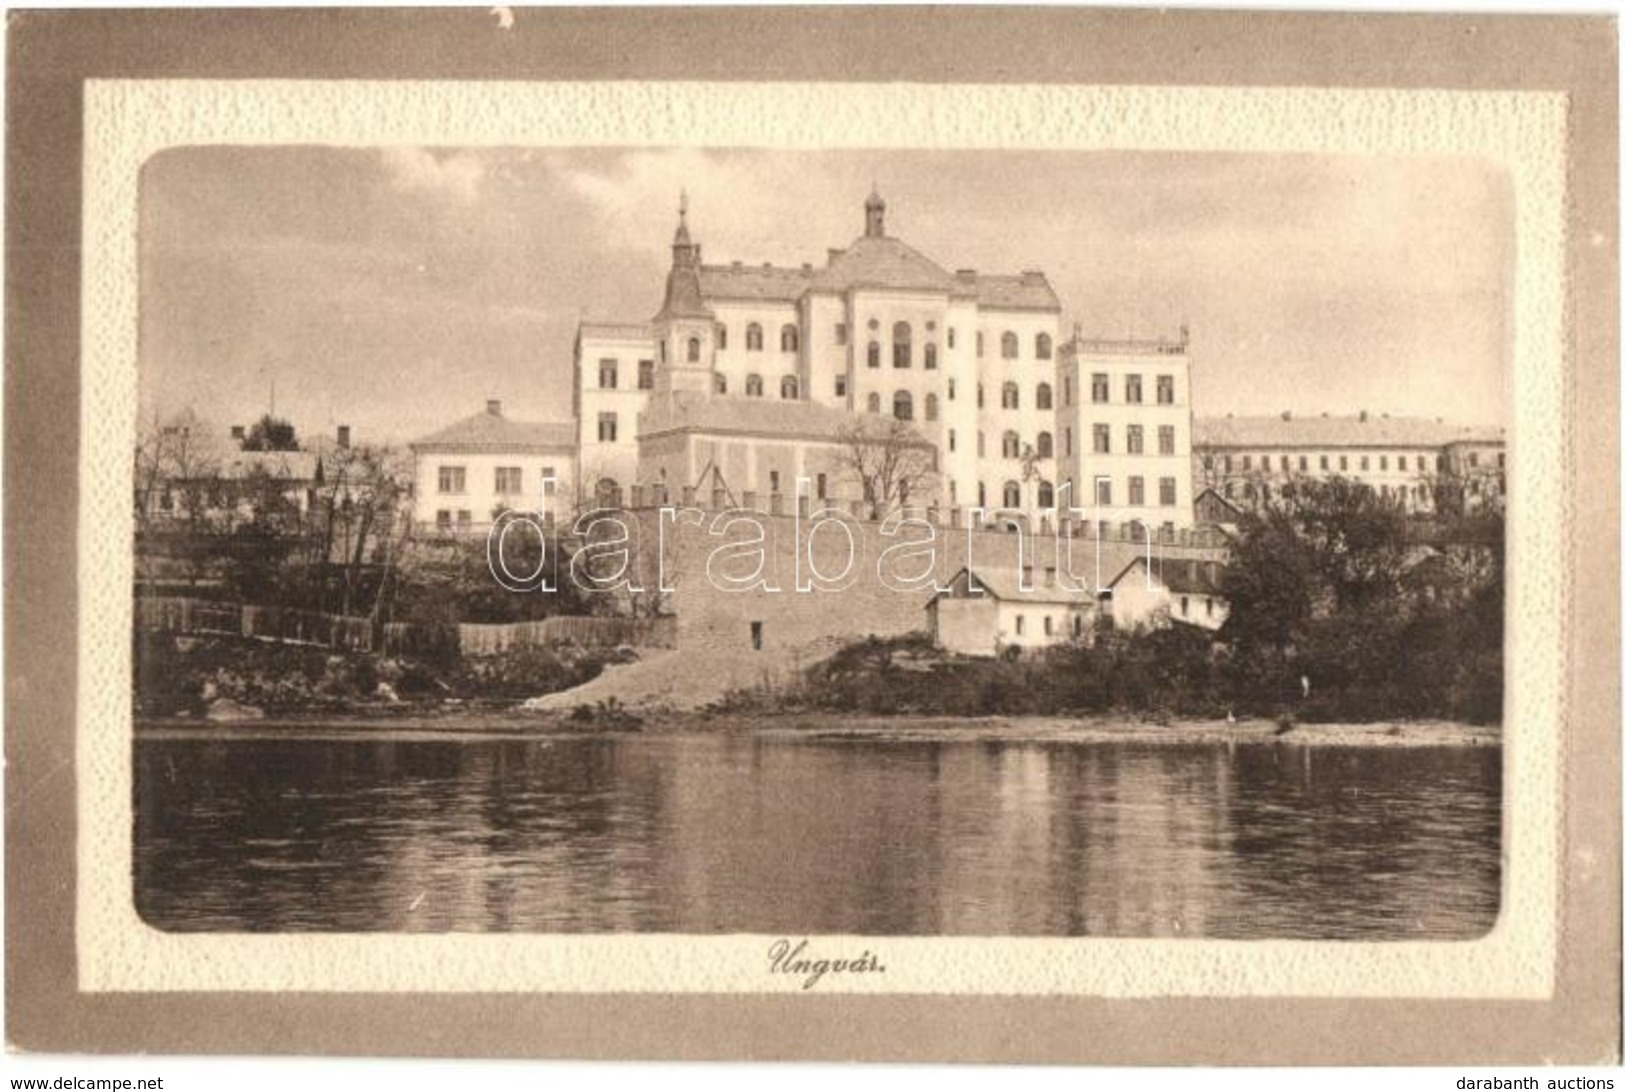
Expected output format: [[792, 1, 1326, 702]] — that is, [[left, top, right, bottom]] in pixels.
[[652, 191, 716, 395]]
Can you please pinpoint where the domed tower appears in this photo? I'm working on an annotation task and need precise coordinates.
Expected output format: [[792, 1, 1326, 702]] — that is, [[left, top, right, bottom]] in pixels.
[[864, 185, 886, 238], [652, 191, 717, 395]]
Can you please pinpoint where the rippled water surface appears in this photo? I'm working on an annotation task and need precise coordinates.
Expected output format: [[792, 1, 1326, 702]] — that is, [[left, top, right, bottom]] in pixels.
[[135, 732, 1501, 937]]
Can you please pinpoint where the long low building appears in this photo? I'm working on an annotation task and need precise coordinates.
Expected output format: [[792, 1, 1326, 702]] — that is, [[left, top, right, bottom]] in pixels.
[[1191, 411, 1505, 513]]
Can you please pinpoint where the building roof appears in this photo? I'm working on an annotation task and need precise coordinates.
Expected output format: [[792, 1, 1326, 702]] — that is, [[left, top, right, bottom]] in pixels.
[[698, 263, 815, 304], [810, 234, 964, 295], [218, 449, 324, 482], [1193, 415, 1506, 450], [639, 391, 874, 442], [965, 271, 1063, 312], [942, 566, 1096, 607], [1108, 556, 1227, 597], [410, 407, 576, 454]]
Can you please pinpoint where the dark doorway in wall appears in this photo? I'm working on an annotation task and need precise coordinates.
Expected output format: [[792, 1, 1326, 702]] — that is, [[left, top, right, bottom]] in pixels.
[[750, 621, 763, 650]]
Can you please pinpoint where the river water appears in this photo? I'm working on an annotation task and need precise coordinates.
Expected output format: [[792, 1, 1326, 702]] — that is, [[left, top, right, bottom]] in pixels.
[[134, 731, 1501, 938]]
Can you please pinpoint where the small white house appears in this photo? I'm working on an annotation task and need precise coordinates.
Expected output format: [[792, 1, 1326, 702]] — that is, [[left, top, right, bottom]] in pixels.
[[928, 566, 1097, 656], [1107, 556, 1229, 633]]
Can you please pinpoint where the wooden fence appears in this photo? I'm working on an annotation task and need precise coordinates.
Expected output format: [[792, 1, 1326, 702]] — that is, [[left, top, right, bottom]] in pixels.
[[136, 596, 375, 651], [457, 615, 676, 656], [136, 596, 674, 656]]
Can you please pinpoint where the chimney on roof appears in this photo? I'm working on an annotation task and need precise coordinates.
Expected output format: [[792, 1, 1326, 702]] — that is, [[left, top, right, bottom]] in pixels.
[[230, 425, 245, 442], [487, 399, 503, 417], [828, 248, 845, 263], [956, 268, 977, 280], [731, 260, 742, 269], [1359, 410, 1369, 423], [1020, 269, 1044, 286], [801, 262, 812, 273], [336, 425, 351, 449], [1281, 410, 1292, 421]]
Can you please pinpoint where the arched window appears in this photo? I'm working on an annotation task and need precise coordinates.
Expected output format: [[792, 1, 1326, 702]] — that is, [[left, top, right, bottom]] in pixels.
[[977, 383, 986, 408], [1001, 381, 1019, 410], [1036, 431, 1053, 458], [1001, 331, 1019, 359], [892, 321, 912, 369], [1036, 333, 1053, 360], [866, 392, 881, 414], [746, 323, 764, 351], [867, 341, 881, 369], [1002, 430, 1021, 459], [713, 373, 728, 395], [947, 378, 956, 400], [745, 374, 763, 397], [1037, 480, 1054, 508], [779, 375, 799, 400], [780, 324, 799, 352], [1003, 481, 1022, 508], [686, 337, 701, 363], [716, 325, 728, 350], [893, 391, 913, 421], [923, 343, 938, 370], [924, 393, 939, 422], [977, 481, 987, 507], [1036, 382, 1053, 410]]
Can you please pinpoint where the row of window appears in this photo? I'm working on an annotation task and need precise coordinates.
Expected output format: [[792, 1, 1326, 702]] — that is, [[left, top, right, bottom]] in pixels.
[[963, 475, 1179, 509], [712, 373, 801, 399], [715, 322, 1058, 362], [1205, 451, 1433, 475], [1089, 423, 1180, 456], [717, 323, 799, 353], [1011, 613, 1089, 639], [597, 359, 656, 391], [435, 465, 560, 496], [1222, 480, 1433, 505], [1069, 373, 1178, 406]]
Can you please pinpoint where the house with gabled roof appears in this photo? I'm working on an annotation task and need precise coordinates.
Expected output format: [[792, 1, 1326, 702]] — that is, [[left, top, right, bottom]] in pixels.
[[928, 565, 1098, 656], [1106, 555, 1230, 634]]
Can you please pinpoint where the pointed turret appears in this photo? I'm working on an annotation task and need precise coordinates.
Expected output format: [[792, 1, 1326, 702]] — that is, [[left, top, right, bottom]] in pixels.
[[654, 191, 712, 322]]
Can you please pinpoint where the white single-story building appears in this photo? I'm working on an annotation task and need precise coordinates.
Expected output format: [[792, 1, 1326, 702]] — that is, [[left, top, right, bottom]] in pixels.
[[928, 566, 1097, 656], [1107, 556, 1229, 633]]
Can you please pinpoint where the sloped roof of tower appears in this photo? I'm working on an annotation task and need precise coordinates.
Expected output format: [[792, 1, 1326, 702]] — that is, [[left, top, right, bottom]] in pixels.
[[410, 406, 576, 453], [652, 265, 715, 322]]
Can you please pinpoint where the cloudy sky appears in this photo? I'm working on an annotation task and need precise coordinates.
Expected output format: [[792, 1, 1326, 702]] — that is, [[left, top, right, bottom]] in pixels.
[[140, 146, 1512, 445]]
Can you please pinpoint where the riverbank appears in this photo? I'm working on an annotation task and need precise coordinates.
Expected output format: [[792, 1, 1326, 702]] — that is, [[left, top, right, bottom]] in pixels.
[[135, 708, 1501, 748]]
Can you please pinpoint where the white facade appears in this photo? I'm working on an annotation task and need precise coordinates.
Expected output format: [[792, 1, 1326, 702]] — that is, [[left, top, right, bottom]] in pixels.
[[1056, 336, 1197, 539], [409, 400, 577, 531]]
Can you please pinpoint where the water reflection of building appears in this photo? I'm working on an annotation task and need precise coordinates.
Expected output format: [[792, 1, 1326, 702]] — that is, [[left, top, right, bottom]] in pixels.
[[927, 743, 1237, 937]]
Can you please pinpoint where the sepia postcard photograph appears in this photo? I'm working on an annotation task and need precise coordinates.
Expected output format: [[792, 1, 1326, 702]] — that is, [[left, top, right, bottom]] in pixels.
[[5, 5, 1619, 1074]]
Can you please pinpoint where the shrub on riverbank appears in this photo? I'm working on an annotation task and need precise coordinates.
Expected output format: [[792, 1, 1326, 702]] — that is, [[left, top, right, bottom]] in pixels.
[[715, 614, 1500, 725]]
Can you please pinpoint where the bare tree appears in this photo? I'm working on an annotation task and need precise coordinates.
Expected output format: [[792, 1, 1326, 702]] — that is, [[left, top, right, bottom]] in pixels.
[[134, 408, 230, 588], [313, 443, 411, 618], [832, 416, 938, 519]]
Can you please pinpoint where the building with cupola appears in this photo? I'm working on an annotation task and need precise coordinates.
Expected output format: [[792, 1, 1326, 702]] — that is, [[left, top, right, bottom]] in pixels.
[[415, 189, 1197, 538]]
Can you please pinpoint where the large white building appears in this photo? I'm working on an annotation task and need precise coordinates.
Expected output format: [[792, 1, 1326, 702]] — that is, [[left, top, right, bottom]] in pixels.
[[414, 190, 1197, 533], [1191, 412, 1507, 515]]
